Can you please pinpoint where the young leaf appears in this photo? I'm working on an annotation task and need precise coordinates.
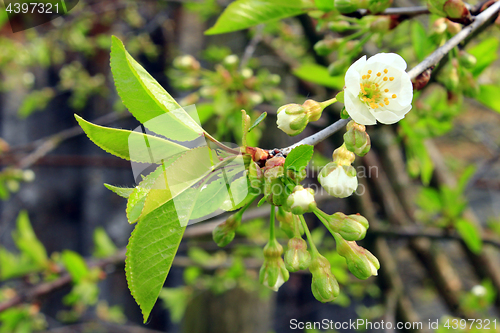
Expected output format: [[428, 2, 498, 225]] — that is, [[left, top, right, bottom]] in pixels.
[[61, 250, 90, 283], [93, 227, 118, 259], [12, 211, 48, 268], [111, 36, 204, 142], [248, 112, 267, 133], [205, 0, 306, 35], [126, 165, 165, 224], [456, 219, 483, 254], [104, 184, 134, 198], [75, 115, 189, 163], [140, 146, 223, 220], [468, 38, 499, 77], [284, 145, 314, 173], [293, 64, 344, 89], [126, 196, 190, 323], [411, 21, 433, 62], [476, 85, 500, 113]]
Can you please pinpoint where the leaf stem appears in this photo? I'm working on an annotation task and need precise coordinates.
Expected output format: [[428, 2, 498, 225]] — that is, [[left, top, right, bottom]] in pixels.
[[320, 97, 337, 109]]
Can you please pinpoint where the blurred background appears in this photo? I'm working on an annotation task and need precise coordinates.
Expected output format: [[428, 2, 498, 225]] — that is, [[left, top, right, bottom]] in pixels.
[[0, 0, 500, 332]]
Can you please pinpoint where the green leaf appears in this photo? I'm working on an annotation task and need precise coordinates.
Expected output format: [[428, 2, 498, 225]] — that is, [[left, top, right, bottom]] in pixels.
[[293, 64, 344, 89], [284, 145, 314, 173], [93, 227, 118, 259], [468, 38, 499, 77], [127, 165, 166, 224], [126, 196, 189, 323], [248, 112, 267, 132], [456, 219, 482, 254], [314, 0, 335, 11], [411, 21, 433, 62], [416, 187, 442, 213], [476, 85, 500, 113], [111, 36, 204, 141], [75, 115, 189, 163], [159, 287, 192, 323], [61, 250, 90, 283], [0, 247, 39, 280], [104, 184, 134, 198], [205, 0, 307, 35], [12, 211, 48, 268], [140, 146, 223, 220]]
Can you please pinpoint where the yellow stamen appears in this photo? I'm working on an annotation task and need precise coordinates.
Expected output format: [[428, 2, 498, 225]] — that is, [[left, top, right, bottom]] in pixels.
[[385, 100, 390, 105], [389, 77, 394, 81], [367, 75, 371, 79], [392, 94, 397, 98], [384, 69, 388, 74], [377, 72, 381, 77], [384, 89, 389, 92], [383, 77, 388, 81], [379, 102, 384, 107], [368, 70, 372, 74]]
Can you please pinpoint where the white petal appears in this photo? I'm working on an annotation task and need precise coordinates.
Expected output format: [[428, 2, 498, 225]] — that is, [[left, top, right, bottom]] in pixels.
[[395, 72, 413, 106], [344, 55, 366, 96], [344, 90, 376, 125], [374, 105, 412, 124], [367, 53, 407, 71]]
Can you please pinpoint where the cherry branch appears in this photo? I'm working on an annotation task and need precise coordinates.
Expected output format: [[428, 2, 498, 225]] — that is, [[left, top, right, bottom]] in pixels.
[[283, 1, 500, 151]]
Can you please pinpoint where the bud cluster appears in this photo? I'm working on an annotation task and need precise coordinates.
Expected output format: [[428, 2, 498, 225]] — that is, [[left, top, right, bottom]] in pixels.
[[343, 120, 371, 157], [259, 238, 290, 291], [276, 99, 335, 136]]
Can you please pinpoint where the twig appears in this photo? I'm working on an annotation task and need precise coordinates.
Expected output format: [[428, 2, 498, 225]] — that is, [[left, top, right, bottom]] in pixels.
[[240, 25, 264, 70], [407, 1, 500, 80]]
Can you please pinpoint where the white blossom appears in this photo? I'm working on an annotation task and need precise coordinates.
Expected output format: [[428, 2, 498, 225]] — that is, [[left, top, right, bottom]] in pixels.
[[344, 53, 413, 125]]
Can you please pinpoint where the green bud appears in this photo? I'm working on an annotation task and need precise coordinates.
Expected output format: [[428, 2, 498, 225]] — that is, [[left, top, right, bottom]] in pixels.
[[314, 38, 344, 56], [335, 235, 379, 279], [212, 214, 241, 247], [260, 239, 289, 291], [427, 0, 448, 17], [286, 185, 317, 215], [248, 161, 264, 190], [277, 206, 295, 238], [264, 160, 287, 206], [438, 63, 460, 92], [443, 0, 470, 19], [324, 212, 369, 241], [328, 59, 349, 76], [367, 0, 392, 14], [458, 51, 477, 68], [285, 237, 311, 272], [328, 21, 352, 32], [269, 74, 281, 85], [335, 0, 363, 13], [276, 104, 309, 136], [343, 120, 371, 156], [309, 254, 340, 302]]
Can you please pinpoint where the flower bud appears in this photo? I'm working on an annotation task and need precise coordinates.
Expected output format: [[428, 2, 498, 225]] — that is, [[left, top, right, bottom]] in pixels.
[[443, 0, 470, 19], [173, 55, 200, 71], [248, 161, 264, 190], [269, 74, 281, 85], [446, 19, 462, 34], [343, 121, 371, 156], [276, 104, 309, 136], [427, 0, 448, 17], [212, 214, 241, 247], [264, 159, 287, 206], [370, 16, 398, 32], [284, 237, 311, 272], [323, 212, 369, 241], [458, 51, 477, 68], [309, 254, 340, 302], [432, 18, 448, 34], [438, 62, 460, 91], [241, 68, 254, 79], [260, 239, 289, 291], [314, 38, 344, 56], [327, 21, 352, 32], [332, 144, 356, 165], [302, 99, 324, 122], [286, 167, 307, 183], [335, 235, 379, 279], [318, 162, 358, 198], [328, 59, 349, 76], [285, 185, 317, 215], [223, 54, 239, 69], [335, 0, 367, 13], [367, 0, 393, 13]]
